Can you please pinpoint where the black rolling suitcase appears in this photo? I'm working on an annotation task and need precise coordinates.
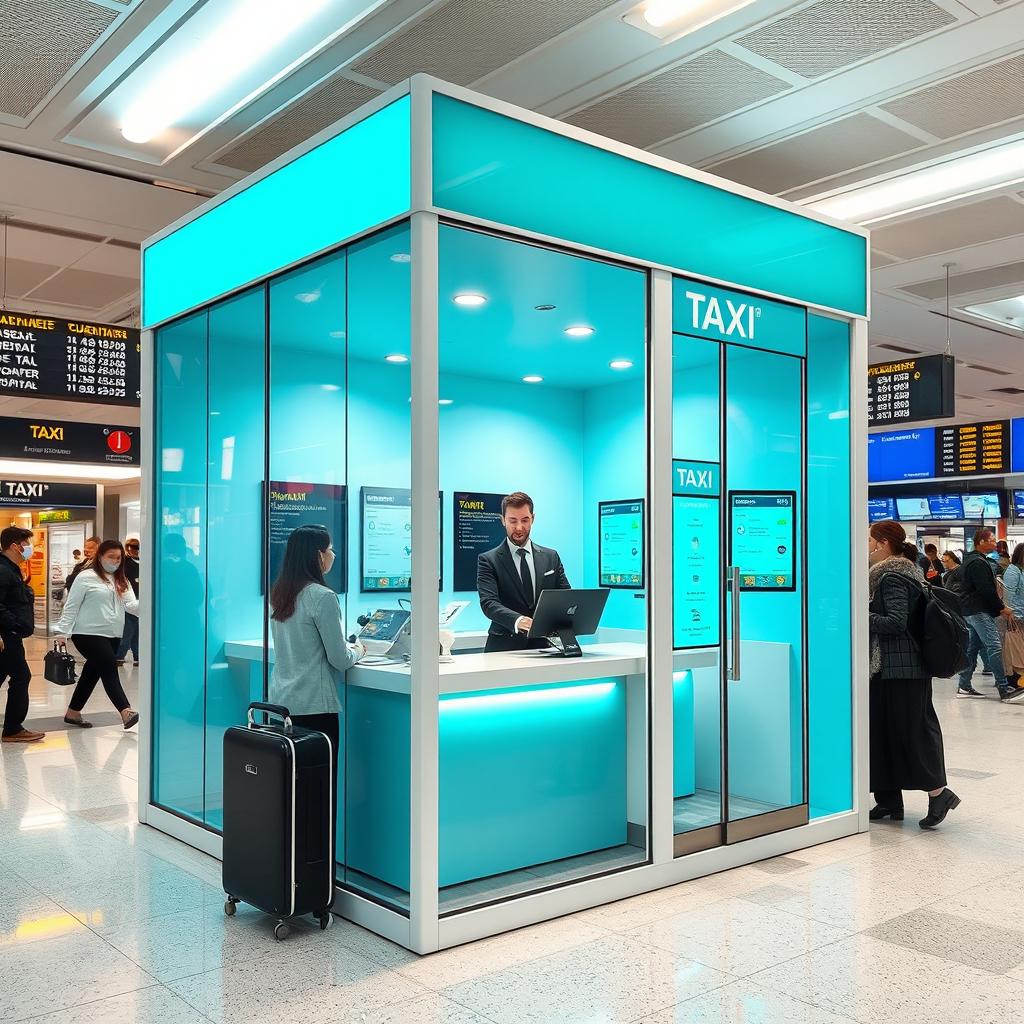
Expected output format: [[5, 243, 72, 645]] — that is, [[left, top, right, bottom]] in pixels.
[[222, 703, 335, 940]]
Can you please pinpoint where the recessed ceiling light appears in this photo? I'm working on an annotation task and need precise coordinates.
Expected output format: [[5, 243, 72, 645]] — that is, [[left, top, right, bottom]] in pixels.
[[609, 359, 634, 370], [321, 384, 341, 391], [454, 292, 487, 307], [624, 0, 757, 39], [295, 290, 320, 304], [522, 375, 543, 384], [565, 325, 595, 338], [385, 354, 409, 364], [438, 398, 454, 405], [390, 253, 411, 263]]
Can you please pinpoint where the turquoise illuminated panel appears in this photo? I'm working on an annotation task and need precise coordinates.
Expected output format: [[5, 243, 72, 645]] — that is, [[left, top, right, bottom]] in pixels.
[[432, 95, 867, 316], [143, 96, 411, 327], [673, 278, 807, 356]]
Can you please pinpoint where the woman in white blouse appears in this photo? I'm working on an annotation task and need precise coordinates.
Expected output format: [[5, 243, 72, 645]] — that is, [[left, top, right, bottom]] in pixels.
[[56, 539, 140, 730]]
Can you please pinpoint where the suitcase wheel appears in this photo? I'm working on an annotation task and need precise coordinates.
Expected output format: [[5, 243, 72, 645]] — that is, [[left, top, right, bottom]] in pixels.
[[274, 921, 290, 942], [224, 897, 238, 917], [317, 911, 332, 931]]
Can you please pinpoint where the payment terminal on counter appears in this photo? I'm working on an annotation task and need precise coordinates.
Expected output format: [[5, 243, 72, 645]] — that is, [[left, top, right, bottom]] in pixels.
[[356, 609, 412, 660]]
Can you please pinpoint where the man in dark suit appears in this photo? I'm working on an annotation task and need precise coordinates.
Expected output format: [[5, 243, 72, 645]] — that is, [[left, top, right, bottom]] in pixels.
[[477, 491, 570, 653]]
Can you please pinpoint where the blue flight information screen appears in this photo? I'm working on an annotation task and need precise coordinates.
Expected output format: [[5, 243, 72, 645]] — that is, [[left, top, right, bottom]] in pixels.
[[1015, 491, 1024, 518], [928, 494, 964, 520], [730, 492, 796, 591], [599, 500, 644, 588], [868, 497, 897, 522], [868, 427, 935, 482], [962, 493, 1001, 518]]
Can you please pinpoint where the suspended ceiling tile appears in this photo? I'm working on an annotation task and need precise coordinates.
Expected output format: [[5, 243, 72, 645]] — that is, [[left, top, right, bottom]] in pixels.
[[900, 260, 1024, 300], [706, 112, 922, 195], [879, 53, 1024, 140], [870, 197, 1024, 260], [734, 0, 957, 80], [872, 251, 898, 269], [1, 257, 60, 298], [351, 0, 617, 87], [0, 0, 117, 120], [213, 75, 383, 174], [27, 267, 137, 308], [564, 50, 790, 150]]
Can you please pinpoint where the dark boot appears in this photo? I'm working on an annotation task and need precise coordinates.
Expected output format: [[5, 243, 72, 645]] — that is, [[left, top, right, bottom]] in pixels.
[[919, 788, 960, 829]]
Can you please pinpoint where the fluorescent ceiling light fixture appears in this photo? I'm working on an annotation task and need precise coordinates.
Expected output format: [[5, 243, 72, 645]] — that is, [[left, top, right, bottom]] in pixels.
[[609, 359, 634, 370], [806, 139, 1024, 224], [0, 459, 140, 481], [564, 326, 595, 338], [453, 292, 487, 307], [624, 0, 757, 40], [438, 398, 454, 405], [522, 375, 544, 384], [121, 0, 334, 144], [390, 253, 411, 263], [385, 353, 409, 363]]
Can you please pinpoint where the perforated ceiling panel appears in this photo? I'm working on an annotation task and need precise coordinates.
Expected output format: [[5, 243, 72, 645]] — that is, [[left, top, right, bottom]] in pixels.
[[901, 260, 1024, 300], [0, 0, 117, 119], [706, 112, 921, 195], [27, 267, 136, 309], [870, 197, 1024, 260], [352, 0, 616, 86], [879, 54, 1024, 140], [214, 76, 383, 174], [734, 0, 956, 80], [565, 50, 789, 150]]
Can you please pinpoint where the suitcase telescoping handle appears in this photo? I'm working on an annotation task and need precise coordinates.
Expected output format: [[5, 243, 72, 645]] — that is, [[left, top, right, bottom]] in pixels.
[[247, 702, 293, 734]]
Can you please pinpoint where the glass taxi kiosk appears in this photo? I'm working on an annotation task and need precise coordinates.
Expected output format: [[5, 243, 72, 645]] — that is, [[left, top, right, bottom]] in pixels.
[[139, 76, 869, 954]]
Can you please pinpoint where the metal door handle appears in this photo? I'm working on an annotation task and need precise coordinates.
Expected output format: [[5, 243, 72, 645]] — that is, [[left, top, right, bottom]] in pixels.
[[727, 566, 741, 681]]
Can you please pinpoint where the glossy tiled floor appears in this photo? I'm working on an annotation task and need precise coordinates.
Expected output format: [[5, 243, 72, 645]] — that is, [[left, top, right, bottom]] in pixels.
[[4, 661, 1024, 1024]]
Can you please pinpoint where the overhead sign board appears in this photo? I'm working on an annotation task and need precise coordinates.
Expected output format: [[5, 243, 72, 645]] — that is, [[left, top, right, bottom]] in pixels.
[[0, 415, 139, 466], [0, 312, 140, 406], [867, 354, 954, 427], [0, 480, 97, 508], [935, 420, 1009, 477]]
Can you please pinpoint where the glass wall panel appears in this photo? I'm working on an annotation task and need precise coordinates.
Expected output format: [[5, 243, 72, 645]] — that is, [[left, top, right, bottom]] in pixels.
[[153, 310, 208, 821], [436, 225, 648, 911], [204, 289, 267, 828]]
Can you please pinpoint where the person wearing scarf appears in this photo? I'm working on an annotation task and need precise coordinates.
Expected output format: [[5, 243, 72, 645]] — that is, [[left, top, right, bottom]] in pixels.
[[869, 519, 959, 829]]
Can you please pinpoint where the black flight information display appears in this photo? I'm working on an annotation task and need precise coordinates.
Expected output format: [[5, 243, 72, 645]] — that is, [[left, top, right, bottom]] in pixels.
[[0, 312, 140, 406], [867, 354, 954, 427], [935, 420, 1010, 477]]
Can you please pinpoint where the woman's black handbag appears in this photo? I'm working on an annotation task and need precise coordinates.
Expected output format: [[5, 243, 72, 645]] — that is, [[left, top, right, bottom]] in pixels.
[[44, 641, 77, 686]]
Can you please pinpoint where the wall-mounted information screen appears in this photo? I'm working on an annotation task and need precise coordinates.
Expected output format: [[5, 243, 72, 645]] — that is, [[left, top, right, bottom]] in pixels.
[[868, 497, 897, 522], [672, 460, 720, 649], [928, 494, 964, 520], [361, 486, 411, 591], [598, 500, 644, 588], [0, 313, 140, 406], [867, 354, 954, 427], [268, 481, 346, 593], [453, 491, 506, 592], [729, 492, 796, 591], [936, 420, 1010, 477], [962, 493, 1002, 518], [868, 427, 935, 482], [895, 496, 930, 521]]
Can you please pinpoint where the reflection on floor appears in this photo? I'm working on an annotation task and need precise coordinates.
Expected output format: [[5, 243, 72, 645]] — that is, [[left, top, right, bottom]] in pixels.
[[674, 789, 779, 833], [6, 670, 1024, 1024]]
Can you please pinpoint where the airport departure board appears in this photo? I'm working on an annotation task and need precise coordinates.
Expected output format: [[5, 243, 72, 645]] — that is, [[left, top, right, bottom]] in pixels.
[[867, 354, 954, 427], [0, 312, 140, 406], [935, 420, 1010, 477]]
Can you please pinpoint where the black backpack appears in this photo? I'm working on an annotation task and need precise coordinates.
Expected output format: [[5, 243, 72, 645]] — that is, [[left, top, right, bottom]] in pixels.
[[914, 581, 970, 678]]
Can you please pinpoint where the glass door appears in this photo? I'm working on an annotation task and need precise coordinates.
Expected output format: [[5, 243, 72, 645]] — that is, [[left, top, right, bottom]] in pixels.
[[722, 344, 807, 842]]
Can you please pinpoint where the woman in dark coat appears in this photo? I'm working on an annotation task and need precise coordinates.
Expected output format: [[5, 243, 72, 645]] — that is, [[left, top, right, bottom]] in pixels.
[[869, 519, 960, 828]]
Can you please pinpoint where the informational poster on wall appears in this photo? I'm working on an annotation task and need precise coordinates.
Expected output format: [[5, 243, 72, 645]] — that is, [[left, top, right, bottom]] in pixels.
[[453, 491, 506, 592], [598, 500, 644, 588], [729, 492, 796, 591], [267, 481, 346, 593], [361, 486, 412, 591], [672, 460, 720, 649]]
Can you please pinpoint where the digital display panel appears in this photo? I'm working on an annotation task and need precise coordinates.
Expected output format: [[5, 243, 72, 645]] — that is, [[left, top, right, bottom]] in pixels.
[[673, 460, 720, 649], [868, 428, 935, 482], [729, 492, 796, 591], [599, 500, 644, 589], [268, 481, 346, 594], [935, 420, 1010, 477], [1012, 419, 1024, 473], [895, 496, 931, 521], [1014, 491, 1024, 519], [868, 497, 897, 522], [361, 486, 411, 591], [867, 354, 954, 427], [962, 493, 1002, 518], [452, 491, 506, 592], [0, 312, 140, 406], [927, 494, 964, 520]]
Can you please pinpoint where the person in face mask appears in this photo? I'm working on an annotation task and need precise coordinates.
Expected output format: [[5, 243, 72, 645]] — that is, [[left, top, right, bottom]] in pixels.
[[868, 519, 959, 830], [269, 525, 364, 817], [0, 526, 45, 743], [56, 539, 140, 729]]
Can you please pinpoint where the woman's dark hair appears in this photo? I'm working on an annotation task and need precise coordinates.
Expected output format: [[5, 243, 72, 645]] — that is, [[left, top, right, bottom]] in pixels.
[[92, 539, 129, 594], [997, 540, 1010, 557], [1013, 544, 1024, 570], [901, 541, 919, 563], [869, 519, 905, 557], [943, 551, 962, 566], [270, 525, 330, 622]]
